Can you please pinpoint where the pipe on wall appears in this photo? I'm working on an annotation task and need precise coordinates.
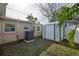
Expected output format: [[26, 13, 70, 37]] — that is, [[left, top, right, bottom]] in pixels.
[[16, 21, 20, 41]]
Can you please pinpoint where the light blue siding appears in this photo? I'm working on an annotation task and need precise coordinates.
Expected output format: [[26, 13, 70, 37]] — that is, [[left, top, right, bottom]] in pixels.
[[42, 22, 64, 42], [45, 24, 54, 40]]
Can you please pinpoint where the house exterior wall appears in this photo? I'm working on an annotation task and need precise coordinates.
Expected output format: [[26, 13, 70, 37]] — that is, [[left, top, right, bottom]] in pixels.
[[31, 24, 42, 37], [0, 19, 17, 44], [0, 17, 27, 44], [17, 22, 26, 40]]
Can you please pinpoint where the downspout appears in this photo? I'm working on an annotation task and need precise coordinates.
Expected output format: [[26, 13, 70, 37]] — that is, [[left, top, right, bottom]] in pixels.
[[16, 21, 19, 41], [54, 24, 55, 41], [63, 21, 66, 39], [59, 26, 61, 42], [0, 19, 2, 45], [45, 25, 46, 39]]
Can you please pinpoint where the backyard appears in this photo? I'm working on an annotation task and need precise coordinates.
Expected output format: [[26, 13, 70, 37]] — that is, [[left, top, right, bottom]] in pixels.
[[0, 38, 54, 56], [0, 38, 79, 56], [40, 40, 79, 56]]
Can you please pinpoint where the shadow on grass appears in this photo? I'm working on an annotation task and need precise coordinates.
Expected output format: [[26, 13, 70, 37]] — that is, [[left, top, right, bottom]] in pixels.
[[0, 48, 4, 56]]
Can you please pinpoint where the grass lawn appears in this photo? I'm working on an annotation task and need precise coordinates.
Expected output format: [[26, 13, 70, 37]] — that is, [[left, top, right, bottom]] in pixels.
[[40, 40, 79, 56], [0, 38, 54, 56]]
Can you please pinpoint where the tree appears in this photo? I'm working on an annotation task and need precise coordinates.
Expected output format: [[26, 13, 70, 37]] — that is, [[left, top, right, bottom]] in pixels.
[[58, 3, 79, 47], [36, 3, 70, 22], [36, 3, 58, 22], [26, 14, 34, 23], [26, 14, 39, 24], [26, 13, 40, 31]]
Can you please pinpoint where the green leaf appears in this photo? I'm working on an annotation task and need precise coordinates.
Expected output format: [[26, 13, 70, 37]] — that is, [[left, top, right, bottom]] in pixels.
[[68, 31, 74, 47], [58, 3, 79, 47], [58, 6, 70, 28]]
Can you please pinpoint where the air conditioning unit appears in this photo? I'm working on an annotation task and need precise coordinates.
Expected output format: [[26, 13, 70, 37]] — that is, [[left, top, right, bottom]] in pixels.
[[24, 26, 35, 43]]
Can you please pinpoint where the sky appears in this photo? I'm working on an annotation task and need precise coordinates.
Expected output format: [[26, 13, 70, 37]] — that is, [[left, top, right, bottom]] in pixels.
[[6, 3, 49, 24], [5, 3, 73, 24]]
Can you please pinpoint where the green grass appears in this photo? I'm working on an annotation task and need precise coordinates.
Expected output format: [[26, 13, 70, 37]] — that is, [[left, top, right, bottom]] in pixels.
[[40, 40, 79, 56]]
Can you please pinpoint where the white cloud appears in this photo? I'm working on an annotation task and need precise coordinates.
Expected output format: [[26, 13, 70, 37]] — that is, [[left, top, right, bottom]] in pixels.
[[6, 3, 49, 24]]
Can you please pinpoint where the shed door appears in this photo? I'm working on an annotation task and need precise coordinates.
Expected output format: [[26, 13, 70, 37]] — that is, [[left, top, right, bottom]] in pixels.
[[55, 24, 64, 42], [46, 24, 54, 40], [55, 24, 60, 42], [43, 25, 46, 39]]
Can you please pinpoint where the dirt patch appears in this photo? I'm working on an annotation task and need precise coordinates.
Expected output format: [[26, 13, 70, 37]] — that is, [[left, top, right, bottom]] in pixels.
[[0, 38, 54, 56], [40, 43, 79, 56]]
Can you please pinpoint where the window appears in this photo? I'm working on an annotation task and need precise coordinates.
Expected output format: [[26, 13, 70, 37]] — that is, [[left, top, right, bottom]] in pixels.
[[37, 27, 40, 31], [32, 26, 35, 32], [4, 23, 16, 32], [24, 26, 29, 31]]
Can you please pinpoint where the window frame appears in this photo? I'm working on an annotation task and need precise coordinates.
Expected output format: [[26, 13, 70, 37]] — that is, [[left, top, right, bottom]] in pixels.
[[3, 22, 16, 33], [37, 26, 40, 31], [32, 26, 35, 32]]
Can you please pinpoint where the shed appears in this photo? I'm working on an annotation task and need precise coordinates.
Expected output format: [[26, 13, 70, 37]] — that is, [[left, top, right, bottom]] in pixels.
[[42, 22, 64, 42]]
